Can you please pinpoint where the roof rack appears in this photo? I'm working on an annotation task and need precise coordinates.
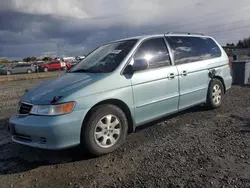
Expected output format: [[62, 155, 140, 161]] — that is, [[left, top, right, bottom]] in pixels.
[[166, 32, 204, 36]]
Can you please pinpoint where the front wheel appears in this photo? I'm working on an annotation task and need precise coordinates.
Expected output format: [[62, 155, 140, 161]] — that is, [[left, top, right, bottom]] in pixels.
[[206, 78, 224, 109], [82, 105, 128, 156]]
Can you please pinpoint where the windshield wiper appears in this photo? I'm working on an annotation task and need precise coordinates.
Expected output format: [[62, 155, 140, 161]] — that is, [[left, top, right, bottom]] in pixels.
[[69, 69, 91, 73], [70, 69, 106, 73]]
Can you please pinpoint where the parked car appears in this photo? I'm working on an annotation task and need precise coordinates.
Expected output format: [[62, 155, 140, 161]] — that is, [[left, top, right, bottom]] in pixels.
[[9, 33, 232, 156], [70, 60, 81, 68], [0, 64, 7, 75], [1, 63, 36, 75], [32, 61, 45, 71], [39, 60, 71, 72]]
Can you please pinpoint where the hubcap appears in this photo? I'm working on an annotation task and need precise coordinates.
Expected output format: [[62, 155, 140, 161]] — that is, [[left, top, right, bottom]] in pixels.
[[212, 84, 222, 105], [94, 114, 121, 148]]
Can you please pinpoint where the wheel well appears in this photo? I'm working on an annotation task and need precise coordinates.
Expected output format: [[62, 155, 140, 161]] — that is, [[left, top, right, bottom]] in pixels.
[[213, 76, 226, 93], [82, 99, 135, 134]]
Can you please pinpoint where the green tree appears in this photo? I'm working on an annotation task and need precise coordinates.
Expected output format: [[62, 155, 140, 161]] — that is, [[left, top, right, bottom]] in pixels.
[[236, 37, 250, 48], [42, 56, 52, 61], [23, 57, 31, 62], [30, 56, 37, 62]]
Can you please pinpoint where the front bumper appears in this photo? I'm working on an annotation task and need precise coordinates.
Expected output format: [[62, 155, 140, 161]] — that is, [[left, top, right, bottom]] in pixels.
[[9, 109, 88, 150]]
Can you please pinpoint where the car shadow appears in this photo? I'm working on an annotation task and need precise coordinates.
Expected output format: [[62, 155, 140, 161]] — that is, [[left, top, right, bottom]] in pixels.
[[135, 105, 211, 132], [0, 105, 211, 175], [0, 118, 93, 175]]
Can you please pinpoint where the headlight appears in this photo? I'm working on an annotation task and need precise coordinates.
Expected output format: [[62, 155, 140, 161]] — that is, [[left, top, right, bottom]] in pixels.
[[30, 101, 76, 116]]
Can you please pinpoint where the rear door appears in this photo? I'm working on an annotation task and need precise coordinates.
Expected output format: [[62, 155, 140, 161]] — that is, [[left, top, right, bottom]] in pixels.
[[130, 37, 179, 124], [166, 36, 221, 110], [20, 64, 29, 73]]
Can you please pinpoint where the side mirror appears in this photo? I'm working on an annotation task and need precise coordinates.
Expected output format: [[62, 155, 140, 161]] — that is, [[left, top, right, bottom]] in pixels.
[[133, 58, 149, 72], [123, 64, 134, 75]]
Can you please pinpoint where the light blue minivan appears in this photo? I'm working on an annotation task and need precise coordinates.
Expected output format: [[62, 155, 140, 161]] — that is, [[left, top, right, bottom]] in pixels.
[[9, 33, 232, 156]]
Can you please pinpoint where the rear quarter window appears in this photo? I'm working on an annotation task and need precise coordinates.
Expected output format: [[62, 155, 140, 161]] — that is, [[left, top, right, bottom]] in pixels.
[[166, 36, 222, 65]]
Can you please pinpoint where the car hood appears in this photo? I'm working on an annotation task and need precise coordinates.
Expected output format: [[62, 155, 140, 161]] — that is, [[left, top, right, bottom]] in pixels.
[[21, 72, 108, 104]]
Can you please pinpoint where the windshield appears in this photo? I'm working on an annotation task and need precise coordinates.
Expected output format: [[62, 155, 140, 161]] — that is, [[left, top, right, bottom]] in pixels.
[[69, 39, 138, 73]]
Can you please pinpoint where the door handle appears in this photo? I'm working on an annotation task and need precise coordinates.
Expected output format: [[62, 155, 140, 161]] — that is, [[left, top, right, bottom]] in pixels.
[[167, 73, 175, 79], [180, 70, 188, 76]]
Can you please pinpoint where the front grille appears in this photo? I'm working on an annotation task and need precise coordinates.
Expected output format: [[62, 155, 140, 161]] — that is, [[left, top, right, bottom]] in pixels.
[[18, 102, 32, 115]]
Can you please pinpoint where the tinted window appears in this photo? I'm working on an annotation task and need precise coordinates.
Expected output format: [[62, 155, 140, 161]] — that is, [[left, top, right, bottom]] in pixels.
[[166, 36, 221, 65], [133, 38, 171, 70]]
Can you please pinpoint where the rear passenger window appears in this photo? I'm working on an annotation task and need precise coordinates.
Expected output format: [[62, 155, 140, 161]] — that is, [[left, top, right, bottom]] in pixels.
[[133, 38, 171, 70], [166, 36, 221, 65]]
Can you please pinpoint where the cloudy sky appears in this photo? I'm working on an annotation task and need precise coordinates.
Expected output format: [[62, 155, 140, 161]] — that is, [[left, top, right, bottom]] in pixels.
[[0, 0, 250, 60]]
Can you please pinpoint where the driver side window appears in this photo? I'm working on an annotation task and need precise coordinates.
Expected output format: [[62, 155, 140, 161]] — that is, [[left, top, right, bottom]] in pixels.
[[133, 37, 171, 70]]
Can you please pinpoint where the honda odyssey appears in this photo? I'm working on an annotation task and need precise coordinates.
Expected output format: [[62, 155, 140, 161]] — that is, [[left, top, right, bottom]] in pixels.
[[9, 33, 232, 156]]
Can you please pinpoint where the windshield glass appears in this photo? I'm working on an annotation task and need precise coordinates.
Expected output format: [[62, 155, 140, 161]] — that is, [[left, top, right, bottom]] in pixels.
[[69, 39, 138, 73]]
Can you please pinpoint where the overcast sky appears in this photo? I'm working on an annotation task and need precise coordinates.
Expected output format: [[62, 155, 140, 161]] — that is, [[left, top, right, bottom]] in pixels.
[[0, 0, 250, 60]]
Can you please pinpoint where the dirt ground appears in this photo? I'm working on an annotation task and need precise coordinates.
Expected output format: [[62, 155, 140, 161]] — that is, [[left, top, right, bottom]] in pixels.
[[0, 79, 250, 188]]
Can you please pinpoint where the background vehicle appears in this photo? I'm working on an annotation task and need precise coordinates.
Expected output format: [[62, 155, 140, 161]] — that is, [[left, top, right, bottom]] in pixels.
[[32, 61, 45, 72], [70, 60, 81, 68], [1, 63, 36, 75], [10, 33, 232, 157], [39, 60, 72, 72]]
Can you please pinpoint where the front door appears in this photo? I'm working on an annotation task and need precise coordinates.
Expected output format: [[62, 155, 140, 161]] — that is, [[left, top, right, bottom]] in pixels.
[[50, 61, 60, 70], [130, 37, 179, 124]]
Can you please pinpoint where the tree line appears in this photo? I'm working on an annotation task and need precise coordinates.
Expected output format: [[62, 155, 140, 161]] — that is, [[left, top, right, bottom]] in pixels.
[[23, 56, 53, 62], [226, 37, 250, 48], [0, 56, 53, 64]]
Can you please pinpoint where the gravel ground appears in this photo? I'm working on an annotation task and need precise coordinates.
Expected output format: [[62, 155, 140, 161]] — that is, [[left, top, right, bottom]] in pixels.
[[0, 79, 250, 188]]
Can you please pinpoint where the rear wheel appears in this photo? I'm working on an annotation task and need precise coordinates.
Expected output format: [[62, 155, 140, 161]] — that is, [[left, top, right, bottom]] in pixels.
[[7, 71, 11, 75], [27, 69, 32, 74], [82, 105, 128, 156], [206, 78, 224, 109], [44, 67, 48, 72]]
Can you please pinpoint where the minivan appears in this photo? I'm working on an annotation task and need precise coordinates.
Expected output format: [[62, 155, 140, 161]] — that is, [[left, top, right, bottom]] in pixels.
[[4, 63, 36, 75], [9, 33, 232, 156]]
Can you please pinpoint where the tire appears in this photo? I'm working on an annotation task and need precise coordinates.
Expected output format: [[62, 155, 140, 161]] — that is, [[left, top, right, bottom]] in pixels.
[[64, 66, 68, 71], [82, 104, 128, 156], [7, 71, 11, 75], [206, 78, 224, 109], [44, 67, 48, 72], [27, 69, 32, 74]]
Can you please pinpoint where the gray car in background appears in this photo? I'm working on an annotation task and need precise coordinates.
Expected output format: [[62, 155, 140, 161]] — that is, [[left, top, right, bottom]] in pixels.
[[1, 63, 36, 75]]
